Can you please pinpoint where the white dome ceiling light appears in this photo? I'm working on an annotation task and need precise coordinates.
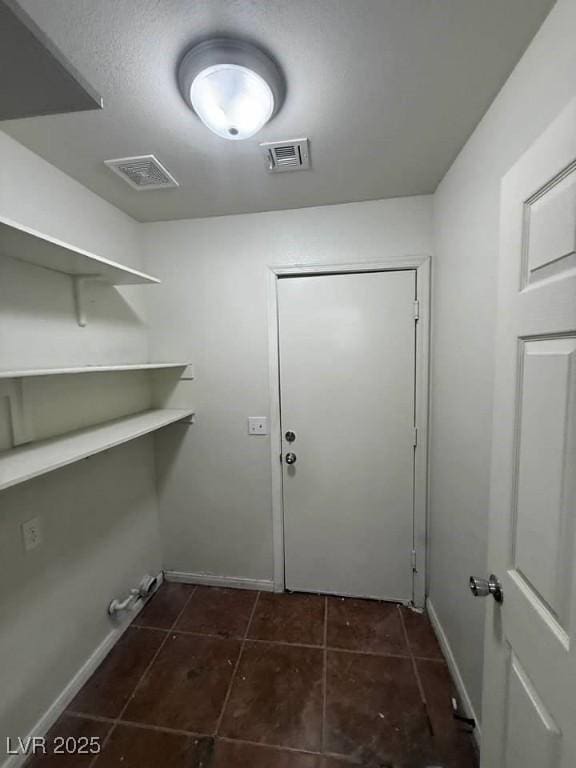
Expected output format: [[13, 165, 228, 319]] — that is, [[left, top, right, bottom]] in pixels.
[[178, 39, 285, 141]]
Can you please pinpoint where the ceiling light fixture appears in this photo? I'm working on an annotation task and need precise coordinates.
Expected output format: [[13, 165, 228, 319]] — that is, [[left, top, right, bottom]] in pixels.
[[177, 39, 285, 141]]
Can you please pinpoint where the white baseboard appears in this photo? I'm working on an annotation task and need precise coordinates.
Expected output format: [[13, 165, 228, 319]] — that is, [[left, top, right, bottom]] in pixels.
[[426, 597, 482, 752], [164, 570, 274, 592], [2, 603, 145, 768]]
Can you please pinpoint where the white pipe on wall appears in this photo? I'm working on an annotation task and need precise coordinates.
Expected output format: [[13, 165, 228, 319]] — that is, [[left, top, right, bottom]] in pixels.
[[107, 572, 162, 616]]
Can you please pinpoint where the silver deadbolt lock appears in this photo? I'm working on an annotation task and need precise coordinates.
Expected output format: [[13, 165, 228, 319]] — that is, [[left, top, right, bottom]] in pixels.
[[285, 431, 296, 442], [469, 574, 503, 603], [285, 452, 297, 465]]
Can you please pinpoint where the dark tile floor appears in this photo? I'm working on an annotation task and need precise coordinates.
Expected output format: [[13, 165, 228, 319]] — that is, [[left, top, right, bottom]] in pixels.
[[27, 584, 478, 768]]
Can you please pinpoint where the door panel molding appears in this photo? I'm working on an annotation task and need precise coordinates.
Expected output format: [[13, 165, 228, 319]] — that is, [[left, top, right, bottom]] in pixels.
[[266, 256, 430, 608], [504, 652, 561, 768]]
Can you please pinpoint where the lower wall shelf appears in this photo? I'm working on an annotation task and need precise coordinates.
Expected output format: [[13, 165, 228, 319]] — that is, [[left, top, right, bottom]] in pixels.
[[0, 408, 194, 492]]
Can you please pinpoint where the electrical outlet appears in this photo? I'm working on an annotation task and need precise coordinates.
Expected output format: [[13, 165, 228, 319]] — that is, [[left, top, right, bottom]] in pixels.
[[248, 416, 268, 435], [22, 517, 42, 552]]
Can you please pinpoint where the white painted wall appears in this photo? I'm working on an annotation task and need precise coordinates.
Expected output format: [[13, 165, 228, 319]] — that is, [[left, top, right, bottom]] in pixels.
[[143, 197, 433, 583], [0, 132, 161, 760], [429, 0, 576, 723], [0, 131, 149, 369], [3, 0, 574, 747]]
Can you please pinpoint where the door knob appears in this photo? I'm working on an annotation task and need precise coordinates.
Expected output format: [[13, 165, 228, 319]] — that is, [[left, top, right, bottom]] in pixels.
[[285, 452, 297, 465], [469, 574, 503, 603]]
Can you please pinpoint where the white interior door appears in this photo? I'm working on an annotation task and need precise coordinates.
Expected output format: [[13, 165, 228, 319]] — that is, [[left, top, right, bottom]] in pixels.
[[481, 98, 576, 767], [278, 270, 416, 602]]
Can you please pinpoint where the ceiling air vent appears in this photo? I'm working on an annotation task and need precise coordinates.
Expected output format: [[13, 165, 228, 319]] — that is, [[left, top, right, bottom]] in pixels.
[[260, 138, 310, 173], [104, 155, 179, 190]]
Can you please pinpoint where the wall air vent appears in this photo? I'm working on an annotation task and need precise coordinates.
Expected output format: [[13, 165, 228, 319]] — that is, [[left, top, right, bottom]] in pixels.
[[104, 155, 179, 190], [260, 138, 310, 173]]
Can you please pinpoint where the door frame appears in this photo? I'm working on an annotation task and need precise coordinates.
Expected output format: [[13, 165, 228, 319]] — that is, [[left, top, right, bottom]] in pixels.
[[267, 256, 430, 608]]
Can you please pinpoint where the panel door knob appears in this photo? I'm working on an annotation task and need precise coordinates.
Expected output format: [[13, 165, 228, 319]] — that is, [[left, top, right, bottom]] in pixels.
[[285, 452, 297, 465], [469, 574, 503, 603]]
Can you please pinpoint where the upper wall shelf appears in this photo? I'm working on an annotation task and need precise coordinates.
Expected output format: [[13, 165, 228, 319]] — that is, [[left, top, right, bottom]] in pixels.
[[0, 408, 195, 492], [0, 0, 102, 121], [0, 363, 191, 379], [0, 215, 159, 285]]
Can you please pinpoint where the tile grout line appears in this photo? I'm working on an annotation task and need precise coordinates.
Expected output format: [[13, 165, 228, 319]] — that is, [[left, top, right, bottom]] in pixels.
[[214, 590, 261, 737], [67, 711, 370, 763], [398, 605, 424, 697], [321, 595, 328, 754], [219, 734, 323, 756], [68, 712, 208, 738], [167, 629, 323, 649], [326, 645, 415, 660], [217, 734, 361, 761], [398, 604, 435, 742], [86, 585, 198, 768], [219, 733, 371, 762], [86, 624, 446, 661]]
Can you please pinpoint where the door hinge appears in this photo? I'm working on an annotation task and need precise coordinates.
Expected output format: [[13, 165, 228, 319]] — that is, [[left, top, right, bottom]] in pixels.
[[411, 549, 417, 572], [413, 300, 420, 321], [413, 427, 418, 447]]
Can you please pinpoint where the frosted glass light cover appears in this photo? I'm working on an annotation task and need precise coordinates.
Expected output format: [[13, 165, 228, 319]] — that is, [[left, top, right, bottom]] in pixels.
[[190, 64, 274, 140]]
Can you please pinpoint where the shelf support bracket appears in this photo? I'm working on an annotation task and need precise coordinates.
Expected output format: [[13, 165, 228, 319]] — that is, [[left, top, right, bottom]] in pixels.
[[71, 275, 99, 327], [0, 378, 34, 446]]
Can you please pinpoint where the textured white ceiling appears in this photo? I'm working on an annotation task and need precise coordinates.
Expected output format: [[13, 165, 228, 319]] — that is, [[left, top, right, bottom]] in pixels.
[[2, 0, 554, 222]]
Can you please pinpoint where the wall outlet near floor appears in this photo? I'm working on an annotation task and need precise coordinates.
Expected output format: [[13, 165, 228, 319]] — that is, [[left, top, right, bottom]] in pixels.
[[22, 517, 42, 552], [248, 416, 268, 435]]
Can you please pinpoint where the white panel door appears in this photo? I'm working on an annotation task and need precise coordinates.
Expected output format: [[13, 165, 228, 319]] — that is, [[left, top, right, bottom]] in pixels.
[[278, 270, 416, 602], [481, 98, 576, 767]]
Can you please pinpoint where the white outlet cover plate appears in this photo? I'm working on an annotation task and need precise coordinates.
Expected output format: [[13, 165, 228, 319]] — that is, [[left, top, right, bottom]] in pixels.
[[22, 516, 42, 551], [248, 416, 268, 435]]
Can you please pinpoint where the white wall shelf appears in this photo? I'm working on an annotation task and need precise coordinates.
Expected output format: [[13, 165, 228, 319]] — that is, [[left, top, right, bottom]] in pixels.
[[0, 408, 195, 492], [0, 215, 159, 285], [0, 363, 191, 379]]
